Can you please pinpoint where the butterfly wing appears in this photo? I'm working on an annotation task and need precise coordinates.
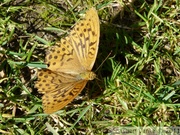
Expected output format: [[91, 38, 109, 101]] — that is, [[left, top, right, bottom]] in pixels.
[[42, 81, 88, 114], [45, 8, 99, 73], [36, 69, 88, 113], [45, 37, 84, 74], [35, 69, 78, 94], [69, 8, 100, 71]]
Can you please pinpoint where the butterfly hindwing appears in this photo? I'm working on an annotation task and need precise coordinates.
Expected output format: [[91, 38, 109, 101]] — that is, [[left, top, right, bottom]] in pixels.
[[42, 81, 88, 114]]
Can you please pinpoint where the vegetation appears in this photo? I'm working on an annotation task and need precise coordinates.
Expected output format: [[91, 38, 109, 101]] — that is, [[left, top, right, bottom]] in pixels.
[[0, 0, 179, 134]]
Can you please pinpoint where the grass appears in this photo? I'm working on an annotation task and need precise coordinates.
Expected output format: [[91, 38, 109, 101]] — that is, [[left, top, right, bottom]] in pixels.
[[0, 0, 180, 134]]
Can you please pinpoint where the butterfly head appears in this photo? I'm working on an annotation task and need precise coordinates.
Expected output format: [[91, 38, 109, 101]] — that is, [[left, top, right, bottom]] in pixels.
[[88, 71, 96, 80]]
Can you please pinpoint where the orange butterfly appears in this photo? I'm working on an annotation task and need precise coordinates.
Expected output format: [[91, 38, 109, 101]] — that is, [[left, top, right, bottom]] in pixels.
[[35, 8, 100, 114]]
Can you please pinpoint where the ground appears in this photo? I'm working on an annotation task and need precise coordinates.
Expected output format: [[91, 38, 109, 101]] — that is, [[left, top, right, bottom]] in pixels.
[[0, 0, 179, 134]]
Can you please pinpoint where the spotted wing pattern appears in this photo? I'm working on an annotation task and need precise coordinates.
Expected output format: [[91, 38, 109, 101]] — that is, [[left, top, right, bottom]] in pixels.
[[35, 8, 99, 114]]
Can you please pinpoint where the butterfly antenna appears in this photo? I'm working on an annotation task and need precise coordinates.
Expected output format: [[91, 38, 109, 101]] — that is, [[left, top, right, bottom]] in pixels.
[[95, 50, 112, 72]]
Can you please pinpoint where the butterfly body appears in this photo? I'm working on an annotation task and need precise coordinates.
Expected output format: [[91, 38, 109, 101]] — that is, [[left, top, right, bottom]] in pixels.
[[35, 8, 99, 114], [79, 71, 96, 80]]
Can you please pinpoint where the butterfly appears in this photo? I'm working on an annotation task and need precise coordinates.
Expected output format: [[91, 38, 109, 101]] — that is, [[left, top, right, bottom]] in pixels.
[[35, 8, 100, 114]]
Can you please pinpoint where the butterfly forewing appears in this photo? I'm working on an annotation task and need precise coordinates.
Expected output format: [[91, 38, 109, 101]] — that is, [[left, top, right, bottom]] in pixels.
[[70, 8, 100, 70], [45, 38, 84, 74]]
